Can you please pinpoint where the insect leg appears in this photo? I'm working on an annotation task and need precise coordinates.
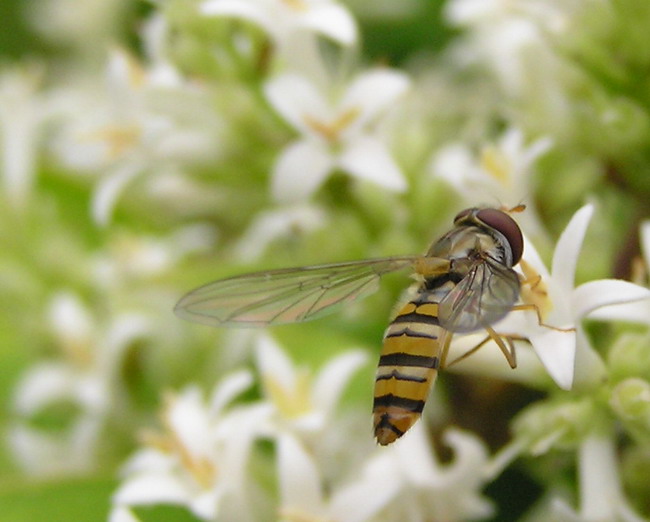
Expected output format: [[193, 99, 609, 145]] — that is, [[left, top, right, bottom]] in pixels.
[[485, 325, 517, 368], [438, 330, 455, 369], [445, 334, 492, 368], [446, 329, 525, 369], [515, 258, 575, 332], [509, 303, 576, 332]]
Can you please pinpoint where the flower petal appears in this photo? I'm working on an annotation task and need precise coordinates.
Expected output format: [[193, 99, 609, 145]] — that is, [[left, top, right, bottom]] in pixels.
[[520, 232, 551, 279], [256, 334, 298, 392], [48, 292, 93, 346], [338, 136, 407, 192], [329, 453, 401, 522], [277, 432, 325, 515], [572, 280, 650, 319], [113, 473, 194, 506], [528, 327, 576, 390], [572, 328, 606, 389], [12, 363, 76, 415], [311, 349, 368, 417], [272, 139, 333, 202], [577, 435, 630, 520], [551, 204, 594, 292], [394, 421, 441, 483], [588, 300, 650, 325], [109, 506, 141, 522], [167, 388, 212, 455], [341, 69, 410, 130], [430, 143, 477, 190], [92, 162, 143, 226], [200, 0, 272, 33], [264, 74, 329, 135], [209, 370, 253, 417], [299, 4, 358, 45], [234, 204, 327, 261]]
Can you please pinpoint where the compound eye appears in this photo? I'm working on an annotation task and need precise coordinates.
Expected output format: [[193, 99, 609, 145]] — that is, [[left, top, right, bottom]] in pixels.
[[476, 208, 524, 264], [453, 208, 475, 224]]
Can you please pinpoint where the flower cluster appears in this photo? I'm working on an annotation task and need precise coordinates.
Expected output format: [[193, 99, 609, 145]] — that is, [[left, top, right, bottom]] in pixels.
[[2, 0, 650, 521]]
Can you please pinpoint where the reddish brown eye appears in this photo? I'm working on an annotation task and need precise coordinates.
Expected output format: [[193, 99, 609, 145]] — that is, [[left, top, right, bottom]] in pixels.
[[476, 208, 524, 264]]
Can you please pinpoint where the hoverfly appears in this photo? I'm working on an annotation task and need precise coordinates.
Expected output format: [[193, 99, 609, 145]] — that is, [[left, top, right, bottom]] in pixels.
[[175, 207, 525, 445]]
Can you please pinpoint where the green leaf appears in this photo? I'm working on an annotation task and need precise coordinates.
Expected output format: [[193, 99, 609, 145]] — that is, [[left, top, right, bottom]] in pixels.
[[0, 476, 117, 522]]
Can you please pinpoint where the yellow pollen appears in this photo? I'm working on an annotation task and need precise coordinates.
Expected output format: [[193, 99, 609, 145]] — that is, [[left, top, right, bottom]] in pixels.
[[86, 125, 141, 159], [281, 0, 308, 11], [303, 106, 361, 143], [141, 394, 218, 489], [117, 49, 146, 88], [519, 259, 553, 321], [265, 370, 312, 418], [59, 337, 93, 369], [480, 145, 512, 187]]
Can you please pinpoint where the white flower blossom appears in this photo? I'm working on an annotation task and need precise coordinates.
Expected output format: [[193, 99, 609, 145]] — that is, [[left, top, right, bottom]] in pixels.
[[431, 127, 552, 236], [0, 65, 55, 208], [9, 292, 150, 475], [52, 46, 220, 226], [508, 204, 650, 390], [28, 0, 129, 57], [111, 372, 263, 522], [264, 69, 409, 202], [551, 434, 646, 522], [92, 224, 217, 288], [255, 334, 368, 438], [234, 203, 327, 261], [445, 0, 571, 95], [277, 423, 493, 522], [589, 220, 650, 325], [276, 431, 385, 522], [200, 0, 358, 47]]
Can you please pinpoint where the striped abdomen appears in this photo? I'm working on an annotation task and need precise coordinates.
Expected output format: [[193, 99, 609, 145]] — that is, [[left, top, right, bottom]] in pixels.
[[373, 298, 442, 445]]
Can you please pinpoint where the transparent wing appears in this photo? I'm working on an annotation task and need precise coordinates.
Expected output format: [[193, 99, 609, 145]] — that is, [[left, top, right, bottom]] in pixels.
[[438, 257, 520, 333], [174, 256, 422, 327]]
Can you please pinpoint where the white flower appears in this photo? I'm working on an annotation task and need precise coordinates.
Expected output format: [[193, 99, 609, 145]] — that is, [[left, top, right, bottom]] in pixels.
[[509, 204, 650, 390], [28, 0, 129, 58], [551, 434, 646, 522], [276, 431, 385, 522], [111, 372, 263, 521], [589, 220, 650, 325], [264, 70, 409, 202], [445, 0, 570, 95], [109, 506, 141, 522], [0, 65, 54, 208], [277, 423, 492, 522], [431, 127, 552, 237], [52, 47, 220, 226], [234, 203, 327, 261], [255, 334, 367, 437], [200, 0, 357, 47], [9, 292, 150, 475], [92, 224, 217, 287]]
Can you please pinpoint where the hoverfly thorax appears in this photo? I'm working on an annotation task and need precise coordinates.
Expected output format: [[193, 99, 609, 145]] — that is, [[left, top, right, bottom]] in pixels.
[[427, 207, 523, 271]]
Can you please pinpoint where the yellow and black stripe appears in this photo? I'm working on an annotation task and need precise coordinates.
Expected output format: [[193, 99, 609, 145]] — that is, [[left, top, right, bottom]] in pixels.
[[373, 298, 443, 445]]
